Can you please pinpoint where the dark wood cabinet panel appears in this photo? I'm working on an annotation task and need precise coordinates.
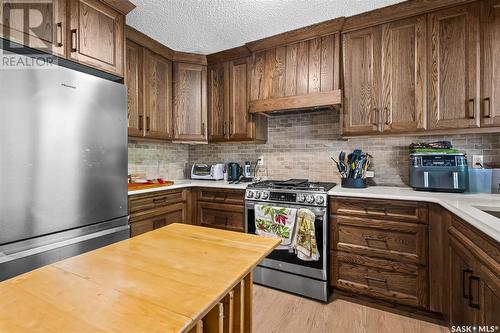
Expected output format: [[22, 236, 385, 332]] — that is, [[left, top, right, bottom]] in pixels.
[[481, 0, 500, 127], [208, 63, 227, 141], [125, 40, 143, 137], [342, 26, 382, 135], [381, 15, 427, 133], [428, 3, 481, 130], [477, 264, 500, 327], [143, 48, 173, 139], [173, 62, 207, 142], [130, 204, 186, 237], [229, 58, 251, 140], [68, 0, 124, 76], [0, 0, 66, 57]]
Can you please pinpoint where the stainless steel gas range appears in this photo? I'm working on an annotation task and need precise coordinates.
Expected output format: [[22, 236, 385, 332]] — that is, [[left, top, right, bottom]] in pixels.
[[245, 179, 336, 301]]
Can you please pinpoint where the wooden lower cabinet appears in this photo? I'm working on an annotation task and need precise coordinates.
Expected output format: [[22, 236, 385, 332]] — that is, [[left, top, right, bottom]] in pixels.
[[128, 189, 190, 237], [195, 188, 245, 232]]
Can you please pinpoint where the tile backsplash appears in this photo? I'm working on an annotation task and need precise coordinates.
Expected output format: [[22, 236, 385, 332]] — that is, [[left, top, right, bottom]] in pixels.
[[188, 110, 500, 187], [128, 110, 499, 186], [128, 140, 189, 180]]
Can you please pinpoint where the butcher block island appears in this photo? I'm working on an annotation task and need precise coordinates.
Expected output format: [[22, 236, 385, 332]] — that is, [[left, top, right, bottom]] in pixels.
[[0, 224, 280, 333]]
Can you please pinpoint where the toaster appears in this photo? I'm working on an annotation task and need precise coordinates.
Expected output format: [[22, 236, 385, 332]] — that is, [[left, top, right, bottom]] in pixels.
[[191, 163, 225, 180], [409, 153, 468, 193]]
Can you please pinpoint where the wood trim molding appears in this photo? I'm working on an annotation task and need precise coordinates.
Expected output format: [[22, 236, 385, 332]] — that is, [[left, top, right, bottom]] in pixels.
[[102, 0, 136, 14], [245, 17, 345, 52], [342, 0, 474, 32], [248, 90, 342, 113], [341, 126, 500, 139], [207, 46, 252, 65], [126, 26, 207, 65]]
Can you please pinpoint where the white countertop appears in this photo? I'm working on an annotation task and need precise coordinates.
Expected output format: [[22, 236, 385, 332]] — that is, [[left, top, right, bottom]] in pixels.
[[128, 181, 499, 242], [329, 186, 500, 242], [127, 179, 249, 195]]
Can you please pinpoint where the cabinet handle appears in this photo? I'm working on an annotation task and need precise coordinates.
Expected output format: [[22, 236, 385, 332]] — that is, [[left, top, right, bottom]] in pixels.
[[371, 108, 379, 126], [56, 22, 63, 47], [223, 121, 227, 136], [484, 97, 491, 118], [146, 116, 150, 132], [364, 276, 387, 284], [139, 115, 143, 131], [153, 197, 166, 204], [364, 236, 387, 243], [70, 29, 77, 52], [468, 99, 475, 119], [462, 269, 473, 299], [202, 122, 206, 136], [468, 275, 480, 309], [229, 120, 233, 136], [364, 207, 387, 215], [384, 107, 391, 125]]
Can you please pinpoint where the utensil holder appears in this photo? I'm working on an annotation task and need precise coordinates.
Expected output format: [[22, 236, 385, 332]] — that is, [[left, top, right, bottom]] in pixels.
[[341, 178, 367, 189]]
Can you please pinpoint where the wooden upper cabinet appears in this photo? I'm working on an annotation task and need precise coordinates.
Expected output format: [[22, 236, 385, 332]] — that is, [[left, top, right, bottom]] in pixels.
[[173, 62, 208, 142], [481, 0, 500, 127], [248, 33, 341, 113], [143, 48, 173, 140], [428, 3, 481, 130], [381, 15, 427, 133], [228, 58, 251, 140], [125, 39, 143, 137], [0, 0, 66, 57], [342, 26, 382, 135], [208, 63, 227, 141], [68, 0, 124, 76]]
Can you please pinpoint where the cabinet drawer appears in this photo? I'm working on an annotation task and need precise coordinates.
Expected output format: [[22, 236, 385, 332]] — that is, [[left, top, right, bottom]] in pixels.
[[330, 197, 428, 223], [197, 188, 245, 205], [332, 251, 428, 308], [130, 203, 186, 237], [197, 202, 245, 232], [332, 215, 427, 264], [129, 190, 185, 214]]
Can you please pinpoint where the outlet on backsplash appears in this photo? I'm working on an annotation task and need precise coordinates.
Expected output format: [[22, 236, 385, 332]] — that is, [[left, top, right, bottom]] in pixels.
[[257, 156, 264, 166], [473, 155, 484, 168]]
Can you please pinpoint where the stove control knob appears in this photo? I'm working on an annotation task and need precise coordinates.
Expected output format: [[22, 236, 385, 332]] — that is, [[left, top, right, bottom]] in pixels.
[[261, 191, 269, 199], [246, 191, 254, 198], [315, 195, 325, 204], [297, 194, 306, 202], [306, 195, 315, 203], [254, 191, 261, 199]]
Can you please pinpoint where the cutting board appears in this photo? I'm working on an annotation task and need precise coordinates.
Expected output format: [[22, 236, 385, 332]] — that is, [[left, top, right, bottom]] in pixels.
[[127, 181, 174, 190]]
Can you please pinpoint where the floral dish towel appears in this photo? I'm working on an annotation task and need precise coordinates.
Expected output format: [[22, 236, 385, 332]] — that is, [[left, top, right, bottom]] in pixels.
[[255, 204, 297, 250]]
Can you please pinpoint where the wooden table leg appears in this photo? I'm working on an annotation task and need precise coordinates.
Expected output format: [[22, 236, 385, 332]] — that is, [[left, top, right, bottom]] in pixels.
[[243, 272, 253, 333]]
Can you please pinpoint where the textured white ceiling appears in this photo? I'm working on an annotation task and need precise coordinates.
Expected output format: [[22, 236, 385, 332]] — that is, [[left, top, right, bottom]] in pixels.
[[127, 0, 405, 55]]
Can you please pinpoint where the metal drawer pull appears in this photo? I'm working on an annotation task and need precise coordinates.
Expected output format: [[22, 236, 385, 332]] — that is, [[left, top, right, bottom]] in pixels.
[[139, 115, 143, 131], [153, 197, 167, 203], [484, 97, 491, 118], [468, 99, 475, 119], [364, 208, 387, 214], [364, 236, 387, 242], [70, 29, 77, 52], [146, 116, 150, 132], [56, 22, 63, 47], [462, 269, 473, 299], [364, 276, 387, 284], [468, 275, 480, 309]]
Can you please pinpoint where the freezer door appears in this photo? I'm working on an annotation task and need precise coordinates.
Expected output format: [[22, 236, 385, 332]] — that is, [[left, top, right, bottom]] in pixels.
[[0, 53, 128, 245]]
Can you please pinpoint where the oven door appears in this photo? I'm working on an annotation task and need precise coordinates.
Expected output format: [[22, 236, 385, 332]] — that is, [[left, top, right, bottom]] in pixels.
[[245, 200, 328, 281]]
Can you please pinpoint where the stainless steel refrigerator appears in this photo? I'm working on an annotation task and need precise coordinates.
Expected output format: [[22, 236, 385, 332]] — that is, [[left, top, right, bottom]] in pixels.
[[0, 49, 129, 281]]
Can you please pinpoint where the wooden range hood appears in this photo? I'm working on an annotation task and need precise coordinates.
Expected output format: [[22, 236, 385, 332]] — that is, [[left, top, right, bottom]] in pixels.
[[207, 17, 345, 115]]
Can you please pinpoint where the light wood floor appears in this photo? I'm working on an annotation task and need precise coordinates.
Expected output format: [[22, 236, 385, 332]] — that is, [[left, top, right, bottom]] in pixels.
[[253, 285, 449, 333]]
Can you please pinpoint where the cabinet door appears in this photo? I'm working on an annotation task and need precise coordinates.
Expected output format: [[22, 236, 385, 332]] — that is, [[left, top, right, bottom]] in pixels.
[[449, 235, 478, 327], [0, 0, 66, 57], [229, 58, 251, 140], [428, 3, 481, 129], [197, 202, 244, 232], [173, 63, 207, 141], [125, 40, 144, 137], [342, 26, 382, 135], [69, 0, 124, 76], [477, 264, 500, 328], [208, 63, 228, 141], [143, 48, 173, 139], [382, 16, 427, 133], [481, 0, 500, 127]]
